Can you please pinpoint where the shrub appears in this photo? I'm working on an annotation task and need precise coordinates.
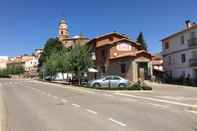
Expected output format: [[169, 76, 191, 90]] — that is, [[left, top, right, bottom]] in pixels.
[[128, 83, 142, 90], [141, 85, 152, 90]]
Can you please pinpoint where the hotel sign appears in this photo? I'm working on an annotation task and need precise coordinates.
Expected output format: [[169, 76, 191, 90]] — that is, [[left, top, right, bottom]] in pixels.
[[117, 43, 132, 51]]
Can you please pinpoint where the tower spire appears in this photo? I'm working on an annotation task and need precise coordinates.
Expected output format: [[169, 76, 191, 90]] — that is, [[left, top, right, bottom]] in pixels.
[[58, 17, 69, 41]]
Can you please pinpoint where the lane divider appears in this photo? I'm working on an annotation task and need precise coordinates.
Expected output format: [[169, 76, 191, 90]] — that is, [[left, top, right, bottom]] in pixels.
[[85, 109, 98, 115], [109, 118, 127, 127], [72, 103, 80, 108]]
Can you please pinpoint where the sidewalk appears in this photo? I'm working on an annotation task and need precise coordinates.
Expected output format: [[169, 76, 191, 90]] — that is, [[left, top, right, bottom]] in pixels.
[[0, 84, 6, 131], [145, 81, 197, 89]]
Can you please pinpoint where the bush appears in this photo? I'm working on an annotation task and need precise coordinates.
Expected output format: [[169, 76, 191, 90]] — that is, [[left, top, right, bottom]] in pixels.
[[128, 83, 142, 90], [141, 85, 152, 90]]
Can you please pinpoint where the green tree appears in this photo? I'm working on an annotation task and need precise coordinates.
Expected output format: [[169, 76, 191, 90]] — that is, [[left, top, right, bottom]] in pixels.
[[39, 38, 64, 67], [136, 32, 148, 51], [45, 48, 70, 80], [69, 44, 93, 84], [6, 65, 24, 75]]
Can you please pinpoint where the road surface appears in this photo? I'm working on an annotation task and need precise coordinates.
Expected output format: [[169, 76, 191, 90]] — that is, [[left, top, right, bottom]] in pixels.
[[0, 79, 197, 131]]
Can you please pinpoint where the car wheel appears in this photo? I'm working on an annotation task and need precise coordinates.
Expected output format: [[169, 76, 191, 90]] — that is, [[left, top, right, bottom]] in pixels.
[[119, 83, 127, 88], [93, 83, 101, 88]]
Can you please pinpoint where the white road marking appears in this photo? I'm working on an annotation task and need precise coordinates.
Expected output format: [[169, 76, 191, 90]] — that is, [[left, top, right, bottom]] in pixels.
[[61, 99, 67, 103], [109, 118, 127, 127], [53, 96, 59, 99], [103, 94, 113, 97], [147, 103, 169, 109], [185, 110, 197, 115], [85, 109, 98, 115], [115, 93, 197, 109], [72, 103, 80, 107]]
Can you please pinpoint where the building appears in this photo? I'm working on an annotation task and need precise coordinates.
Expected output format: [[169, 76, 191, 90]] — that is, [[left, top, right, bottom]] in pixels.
[[0, 56, 8, 69], [87, 32, 152, 82], [7, 55, 39, 77], [151, 53, 164, 82], [161, 20, 197, 83], [152, 53, 163, 72], [58, 17, 89, 47], [33, 48, 43, 58]]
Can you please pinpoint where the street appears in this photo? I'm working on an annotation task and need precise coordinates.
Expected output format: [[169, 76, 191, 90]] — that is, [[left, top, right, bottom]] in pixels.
[[0, 79, 197, 131]]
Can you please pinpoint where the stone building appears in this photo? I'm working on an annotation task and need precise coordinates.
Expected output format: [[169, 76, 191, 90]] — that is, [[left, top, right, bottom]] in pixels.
[[87, 32, 152, 82], [58, 17, 89, 47], [161, 20, 197, 83]]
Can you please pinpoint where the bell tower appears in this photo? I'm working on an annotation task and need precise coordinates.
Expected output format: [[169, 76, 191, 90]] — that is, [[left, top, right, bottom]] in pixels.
[[58, 17, 69, 41]]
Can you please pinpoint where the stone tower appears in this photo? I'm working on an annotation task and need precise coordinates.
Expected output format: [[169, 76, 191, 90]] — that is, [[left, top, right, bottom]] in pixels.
[[58, 17, 69, 41]]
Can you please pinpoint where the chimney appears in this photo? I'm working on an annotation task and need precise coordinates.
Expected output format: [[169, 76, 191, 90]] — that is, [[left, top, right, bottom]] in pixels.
[[185, 20, 192, 29]]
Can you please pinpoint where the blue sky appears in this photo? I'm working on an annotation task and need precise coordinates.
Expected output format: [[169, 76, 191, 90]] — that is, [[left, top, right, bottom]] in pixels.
[[0, 0, 196, 56]]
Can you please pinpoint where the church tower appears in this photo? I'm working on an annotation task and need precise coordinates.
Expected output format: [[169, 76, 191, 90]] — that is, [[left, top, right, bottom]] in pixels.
[[58, 17, 69, 41]]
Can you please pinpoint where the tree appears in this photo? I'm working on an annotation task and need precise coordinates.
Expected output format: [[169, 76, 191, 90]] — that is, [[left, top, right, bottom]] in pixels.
[[68, 44, 93, 84], [39, 38, 64, 68], [44, 48, 70, 80], [136, 32, 148, 51], [6, 64, 25, 76]]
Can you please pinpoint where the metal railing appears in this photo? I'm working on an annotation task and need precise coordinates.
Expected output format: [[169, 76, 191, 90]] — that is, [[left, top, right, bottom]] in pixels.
[[188, 38, 197, 47], [189, 58, 197, 66]]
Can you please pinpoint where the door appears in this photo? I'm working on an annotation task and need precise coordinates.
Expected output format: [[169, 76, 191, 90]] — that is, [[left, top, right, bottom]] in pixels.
[[102, 76, 113, 87], [111, 76, 121, 87], [138, 62, 148, 80]]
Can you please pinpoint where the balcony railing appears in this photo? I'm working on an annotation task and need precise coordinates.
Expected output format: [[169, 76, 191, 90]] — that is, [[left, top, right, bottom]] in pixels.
[[189, 58, 197, 67], [188, 38, 197, 47]]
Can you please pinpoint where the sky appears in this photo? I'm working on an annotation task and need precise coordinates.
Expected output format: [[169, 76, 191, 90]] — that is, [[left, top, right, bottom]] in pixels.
[[0, 0, 196, 56]]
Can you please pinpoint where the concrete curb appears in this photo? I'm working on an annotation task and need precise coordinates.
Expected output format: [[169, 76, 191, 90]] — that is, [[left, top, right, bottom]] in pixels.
[[145, 81, 197, 89], [0, 84, 6, 131]]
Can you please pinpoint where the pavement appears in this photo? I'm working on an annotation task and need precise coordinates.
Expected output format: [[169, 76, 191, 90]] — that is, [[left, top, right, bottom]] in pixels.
[[0, 78, 197, 131], [0, 83, 6, 131]]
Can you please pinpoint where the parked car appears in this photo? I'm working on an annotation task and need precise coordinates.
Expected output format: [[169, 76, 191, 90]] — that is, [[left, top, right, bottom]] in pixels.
[[88, 75, 129, 88]]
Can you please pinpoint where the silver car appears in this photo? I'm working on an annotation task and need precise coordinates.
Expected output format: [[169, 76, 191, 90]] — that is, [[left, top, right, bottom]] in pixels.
[[88, 75, 129, 88]]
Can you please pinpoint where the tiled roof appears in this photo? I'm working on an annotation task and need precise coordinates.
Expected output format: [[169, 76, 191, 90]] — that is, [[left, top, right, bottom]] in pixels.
[[110, 50, 151, 60]]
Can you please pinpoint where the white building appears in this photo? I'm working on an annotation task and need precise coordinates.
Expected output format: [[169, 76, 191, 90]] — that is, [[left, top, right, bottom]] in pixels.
[[0, 56, 8, 69], [161, 20, 197, 82]]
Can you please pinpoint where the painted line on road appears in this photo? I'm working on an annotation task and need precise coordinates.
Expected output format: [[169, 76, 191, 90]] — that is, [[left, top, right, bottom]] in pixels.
[[185, 110, 197, 115], [72, 103, 80, 108], [61, 99, 68, 103], [103, 94, 113, 97], [147, 103, 169, 109], [85, 109, 98, 115], [114, 93, 197, 109], [109, 118, 127, 127], [53, 96, 59, 100]]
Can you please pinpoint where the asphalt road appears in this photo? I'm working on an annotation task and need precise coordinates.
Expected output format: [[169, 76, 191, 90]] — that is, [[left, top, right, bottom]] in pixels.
[[0, 79, 197, 131]]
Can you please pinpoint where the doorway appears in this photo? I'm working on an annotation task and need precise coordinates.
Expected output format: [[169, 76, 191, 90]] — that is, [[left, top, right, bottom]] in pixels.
[[137, 62, 149, 81]]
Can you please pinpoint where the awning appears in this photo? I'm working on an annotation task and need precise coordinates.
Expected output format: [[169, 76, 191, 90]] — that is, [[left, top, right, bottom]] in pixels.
[[88, 68, 98, 73]]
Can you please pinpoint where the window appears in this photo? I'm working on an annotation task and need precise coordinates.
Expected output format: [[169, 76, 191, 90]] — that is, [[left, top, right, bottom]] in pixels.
[[120, 63, 126, 73], [61, 31, 64, 35], [101, 66, 105, 73], [113, 76, 121, 80], [165, 42, 169, 49], [168, 56, 171, 65], [190, 32, 196, 38], [180, 36, 184, 44], [105, 76, 112, 80], [101, 49, 106, 58], [181, 54, 186, 63]]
